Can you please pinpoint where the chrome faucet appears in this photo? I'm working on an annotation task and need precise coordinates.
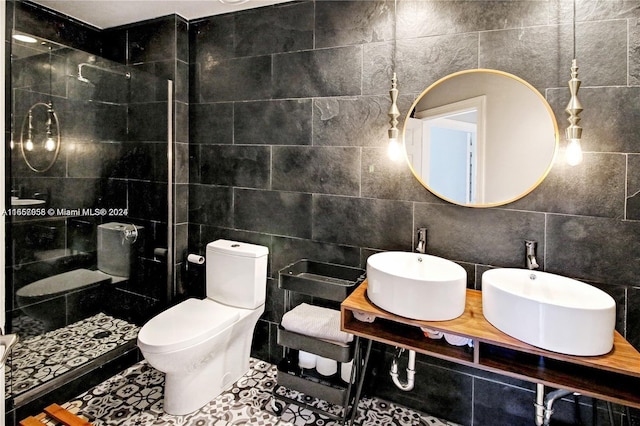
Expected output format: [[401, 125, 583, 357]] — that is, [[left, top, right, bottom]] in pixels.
[[416, 228, 427, 254], [525, 240, 539, 270]]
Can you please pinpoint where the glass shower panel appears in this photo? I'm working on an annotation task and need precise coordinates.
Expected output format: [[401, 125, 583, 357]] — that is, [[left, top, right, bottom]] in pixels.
[[7, 32, 172, 405]]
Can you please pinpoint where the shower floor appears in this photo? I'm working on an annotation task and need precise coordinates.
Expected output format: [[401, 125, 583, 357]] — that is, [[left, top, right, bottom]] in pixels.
[[57, 358, 460, 425], [6, 312, 139, 401]]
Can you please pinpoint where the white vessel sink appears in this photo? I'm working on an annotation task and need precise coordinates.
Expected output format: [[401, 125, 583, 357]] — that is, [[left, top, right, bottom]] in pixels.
[[366, 251, 467, 321], [482, 268, 616, 356]]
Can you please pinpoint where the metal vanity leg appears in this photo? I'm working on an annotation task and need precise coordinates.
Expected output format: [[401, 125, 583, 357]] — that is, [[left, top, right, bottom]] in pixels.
[[348, 338, 372, 426]]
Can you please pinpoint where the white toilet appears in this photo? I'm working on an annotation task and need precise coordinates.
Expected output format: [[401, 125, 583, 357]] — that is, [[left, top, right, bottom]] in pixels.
[[137, 239, 268, 415]]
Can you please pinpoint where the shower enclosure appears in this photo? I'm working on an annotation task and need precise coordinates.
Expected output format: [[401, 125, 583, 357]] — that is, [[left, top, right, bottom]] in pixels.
[[6, 31, 173, 410]]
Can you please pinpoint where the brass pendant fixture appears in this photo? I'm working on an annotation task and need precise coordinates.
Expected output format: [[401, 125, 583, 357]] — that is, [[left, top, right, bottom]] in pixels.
[[565, 0, 583, 166]]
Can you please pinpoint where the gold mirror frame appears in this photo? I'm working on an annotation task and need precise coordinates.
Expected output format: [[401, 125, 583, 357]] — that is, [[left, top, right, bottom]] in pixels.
[[20, 102, 61, 173], [403, 69, 559, 208]]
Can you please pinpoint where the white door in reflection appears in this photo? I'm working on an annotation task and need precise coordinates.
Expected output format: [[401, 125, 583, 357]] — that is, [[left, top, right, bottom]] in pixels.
[[427, 121, 476, 204]]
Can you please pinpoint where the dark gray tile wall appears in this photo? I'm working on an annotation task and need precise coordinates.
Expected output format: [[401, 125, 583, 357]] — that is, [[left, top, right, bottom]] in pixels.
[[188, 1, 640, 424]]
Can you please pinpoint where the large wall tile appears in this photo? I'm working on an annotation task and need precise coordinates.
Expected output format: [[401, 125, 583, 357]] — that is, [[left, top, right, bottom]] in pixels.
[[190, 14, 235, 65], [235, 100, 312, 146], [397, 0, 549, 39], [312, 96, 388, 147], [273, 46, 362, 98], [630, 18, 640, 85], [198, 55, 273, 102], [128, 17, 180, 64], [272, 146, 360, 196], [627, 154, 640, 220], [234, 189, 312, 239], [312, 195, 413, 250], [473, 379, 533, 426], [190, 102, 233, 145], [360, 147, 437, 202], [363, 33, 478, 96], [315, 1, 392, 48], [414, 204, 546, 267], [199, 145, 270, 189], [189, 184, 232, 227], [509, 153, 626, 218], [546, 215, 640, 284], [235, 2, 313, 56], [548, 87, 640, 154]]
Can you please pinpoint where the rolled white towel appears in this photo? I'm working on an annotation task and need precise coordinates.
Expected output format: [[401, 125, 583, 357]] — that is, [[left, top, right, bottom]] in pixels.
[[281, 303, 354, 344]]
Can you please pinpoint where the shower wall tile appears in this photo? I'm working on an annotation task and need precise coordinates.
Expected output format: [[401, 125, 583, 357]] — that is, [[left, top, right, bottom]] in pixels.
[[190, 14, 236, 65], [190, 102, 233, 145], [315, 0, 392, 49], [546, 215, 640, 284], [127, 16, 181, 64], [273, 46, 362, 99], [198, 145, 270, 189], [189, 184, 233, 227], [272, 146, 360, 196], [174, 142, 189, 184], [234, 189, 312, 239], [414, 204, 546, 267], [175, 101, 189, 144], [128, 102, 169, 142], [14, 1, 103, 57], [509, 153, 626, 218], [174, 184, 189, 224], [312, 195, 413, 250], [312, 96, 388, 147], [234, 2, 314, 57], [197, 55, 273, 102], [128, 181, 168, 223], [67, 141, 123, 179], [234, 100, 312, 146]]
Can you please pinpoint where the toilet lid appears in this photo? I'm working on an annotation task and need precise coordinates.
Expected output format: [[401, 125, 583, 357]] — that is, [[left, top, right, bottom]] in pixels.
[[137, 298, 240, 354]]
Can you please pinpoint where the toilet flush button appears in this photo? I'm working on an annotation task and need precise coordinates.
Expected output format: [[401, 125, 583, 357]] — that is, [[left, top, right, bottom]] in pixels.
[[231, 244, 240, 247]]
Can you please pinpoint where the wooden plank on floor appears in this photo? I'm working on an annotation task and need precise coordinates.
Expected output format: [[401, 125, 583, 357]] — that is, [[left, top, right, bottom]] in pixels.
[[43, 404, 93, 426]]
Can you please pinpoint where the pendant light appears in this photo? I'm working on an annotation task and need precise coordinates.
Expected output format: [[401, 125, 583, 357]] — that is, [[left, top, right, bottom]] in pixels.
[[387, 0, 401, 161], [565, 0, 583, 166]]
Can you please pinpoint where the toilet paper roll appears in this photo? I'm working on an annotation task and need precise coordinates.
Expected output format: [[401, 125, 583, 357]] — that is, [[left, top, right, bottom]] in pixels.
[[443, 333, 472, 347], [298, 351, 317, 369], [340, 360, 354, 383], [187, 254, 205, 264], [316, 356, 338, 376]]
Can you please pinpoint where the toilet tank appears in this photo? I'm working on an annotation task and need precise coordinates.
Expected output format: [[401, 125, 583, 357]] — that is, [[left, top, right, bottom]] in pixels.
[[98, 222, 143, 278], [206, 239, 268, 309]]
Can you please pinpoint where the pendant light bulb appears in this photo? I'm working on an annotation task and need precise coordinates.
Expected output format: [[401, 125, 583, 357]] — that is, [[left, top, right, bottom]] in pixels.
[[566, 138, 583, 166], [45, 134, 56, 152], [25, 138, 34, 151]]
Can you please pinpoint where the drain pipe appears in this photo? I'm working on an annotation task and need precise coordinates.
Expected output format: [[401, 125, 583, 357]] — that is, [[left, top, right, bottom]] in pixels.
[[390, 347, 415, 391], [535, 384, 578, 426]]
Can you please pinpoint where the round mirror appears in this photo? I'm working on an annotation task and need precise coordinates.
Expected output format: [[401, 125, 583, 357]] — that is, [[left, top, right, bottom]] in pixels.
[[403, 69, 558, 207], [20, 102, 61, 173]]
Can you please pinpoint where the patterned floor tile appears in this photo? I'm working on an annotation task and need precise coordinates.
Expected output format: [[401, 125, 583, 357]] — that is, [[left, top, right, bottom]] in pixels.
[[62, 359, 458, 426], [6, 312, 140, 399]]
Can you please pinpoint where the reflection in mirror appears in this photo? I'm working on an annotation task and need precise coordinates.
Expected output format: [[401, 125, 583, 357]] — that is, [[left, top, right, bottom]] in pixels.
[[20, 102, 61, 172], [404, 69, 558, 207]]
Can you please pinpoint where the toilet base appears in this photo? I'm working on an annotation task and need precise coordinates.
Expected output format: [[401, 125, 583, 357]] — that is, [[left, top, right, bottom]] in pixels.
[[156, 306, 262, 415]]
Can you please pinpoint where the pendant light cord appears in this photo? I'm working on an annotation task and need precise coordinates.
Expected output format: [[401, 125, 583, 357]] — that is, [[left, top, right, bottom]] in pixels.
[[392, 0, 397, 72], [572, 0, 576, 60]]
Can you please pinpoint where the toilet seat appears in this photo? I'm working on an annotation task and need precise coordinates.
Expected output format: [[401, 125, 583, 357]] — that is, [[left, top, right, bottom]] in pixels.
[[137, 298, 240, 354]]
